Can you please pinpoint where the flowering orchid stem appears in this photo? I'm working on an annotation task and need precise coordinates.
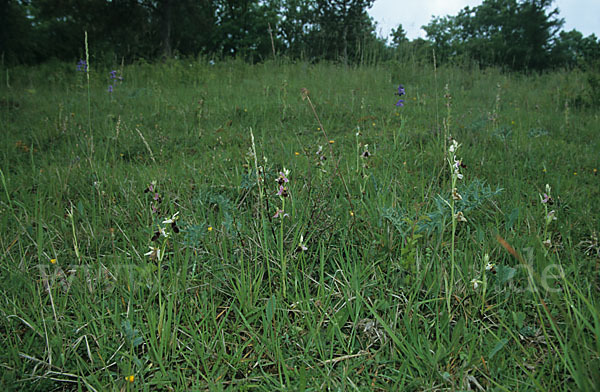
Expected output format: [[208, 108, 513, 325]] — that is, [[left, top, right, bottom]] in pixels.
[[280, 198, 286, 298], [249, 128, 272, 288], [84, 31, 93, 156], [67, 204, 81, 263], [303, 94, 355, 221], [449, 177, 456, 314]]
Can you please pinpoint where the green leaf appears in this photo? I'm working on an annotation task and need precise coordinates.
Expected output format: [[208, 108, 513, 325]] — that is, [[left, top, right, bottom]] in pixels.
[[512, 311, 525, 329], [488, 338, 509, 359], [505, 207, 520, 230], [265, 295, 276, 325], [496, 264, 516, 285]]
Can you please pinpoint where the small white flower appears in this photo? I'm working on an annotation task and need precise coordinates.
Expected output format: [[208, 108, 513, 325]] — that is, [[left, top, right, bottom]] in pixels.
[[162, 211, 180, 225], [471, 278, 482, 290], [297, 235, 308, 251], [452, 188, 462, 200], [144, 246, 161, 260], [158, 226, 170, 238], [543, 239, 552, 248], [449, 140, 459, 153], [455, 211, 467, 222]]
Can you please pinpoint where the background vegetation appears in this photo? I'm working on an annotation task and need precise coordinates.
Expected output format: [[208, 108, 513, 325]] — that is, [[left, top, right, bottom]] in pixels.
[[1, 0, 599, 390], [1, 0, 600, 70], [0, 53, 599, 390]]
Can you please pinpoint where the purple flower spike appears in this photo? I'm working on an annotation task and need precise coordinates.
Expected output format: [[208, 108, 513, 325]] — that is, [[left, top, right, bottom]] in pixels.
[[108, 85, 113, 93], [76, 59, 88, 72], [395, 84, 405, 106], [109, 70, 117, 79]]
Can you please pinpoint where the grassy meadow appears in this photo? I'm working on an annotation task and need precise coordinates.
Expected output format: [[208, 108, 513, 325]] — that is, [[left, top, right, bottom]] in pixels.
[[0, 58, 599, 391]]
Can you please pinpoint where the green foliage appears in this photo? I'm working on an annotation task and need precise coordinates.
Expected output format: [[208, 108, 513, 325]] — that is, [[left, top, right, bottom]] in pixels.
[[423, 0, 566, 70], [0, 59, 599, 390], [382, 179, 503, 235], [390, 24, 409, 48]]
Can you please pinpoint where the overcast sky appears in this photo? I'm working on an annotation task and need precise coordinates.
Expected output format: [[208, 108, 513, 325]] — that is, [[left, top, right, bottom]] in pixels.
[[368, 0, 600, 41]]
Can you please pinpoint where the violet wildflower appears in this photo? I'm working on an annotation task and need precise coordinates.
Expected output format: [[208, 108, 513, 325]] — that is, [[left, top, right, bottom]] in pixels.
[[144, 181, 156, 193], [273, 209, 288, 219], [541, 193, 550, 204], [76, 59, 87, 72], [276, 168, 290, 185], [277, 185, 289, 198], [109, 70, 117, 79], [108, 85, 113, 93], [395, 84, 405, 107], [541, 184, 553, 205]]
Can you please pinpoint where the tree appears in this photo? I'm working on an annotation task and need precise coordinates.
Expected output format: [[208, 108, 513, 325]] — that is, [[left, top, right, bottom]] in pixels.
[[0, 0, 36, 63], [423, 0, 564, 70], [551, 30, 600, 68], [212, 0, 281, 60], [279, 0, 317, 58], [312, 0, 376, 62], [390, 24, 408, 48]]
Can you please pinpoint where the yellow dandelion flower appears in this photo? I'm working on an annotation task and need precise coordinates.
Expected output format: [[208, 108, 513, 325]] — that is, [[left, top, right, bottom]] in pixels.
[[208, 226, 213, 232], [294, 152, 300, 156], [126, 375, 135, 383], [542, 168, 547, 172], [328, 140, 334, 144], [50, 258, 57, 264], [574, 172, 578, 176]]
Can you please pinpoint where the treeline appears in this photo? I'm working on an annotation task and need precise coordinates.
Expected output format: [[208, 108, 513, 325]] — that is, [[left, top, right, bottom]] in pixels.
[[1, 0, 599, 70], [422, 0, 600, 71], [1, 0, 380, 64]]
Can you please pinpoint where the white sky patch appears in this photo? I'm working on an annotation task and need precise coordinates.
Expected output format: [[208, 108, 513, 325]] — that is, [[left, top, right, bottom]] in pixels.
[[369, 0, 600, 41]]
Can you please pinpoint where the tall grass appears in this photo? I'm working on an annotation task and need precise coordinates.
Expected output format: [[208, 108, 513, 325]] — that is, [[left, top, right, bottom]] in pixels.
[[0, 57, 598, 390]]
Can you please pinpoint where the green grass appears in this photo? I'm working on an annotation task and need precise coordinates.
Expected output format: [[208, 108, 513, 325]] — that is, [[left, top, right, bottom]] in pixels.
[[1, 58, 599, 391]]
